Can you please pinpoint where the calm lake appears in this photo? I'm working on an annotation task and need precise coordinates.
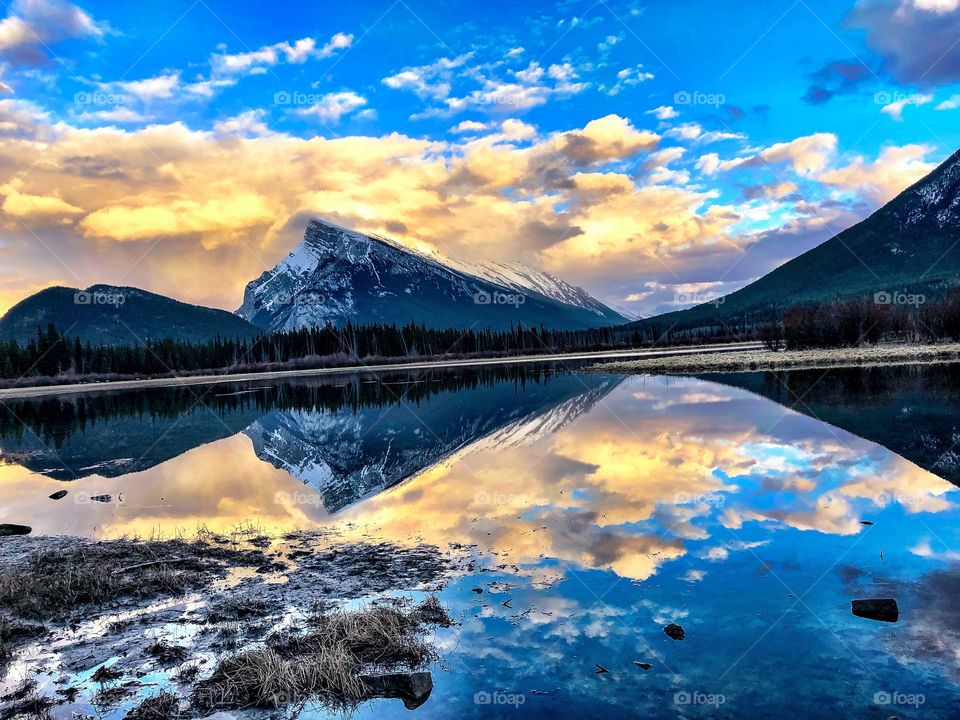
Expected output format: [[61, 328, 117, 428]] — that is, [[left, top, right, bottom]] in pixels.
[[2, 362, 960, 718]]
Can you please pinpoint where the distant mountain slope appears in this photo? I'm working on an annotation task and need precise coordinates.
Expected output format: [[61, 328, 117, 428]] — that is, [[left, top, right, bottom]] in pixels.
[[0, 285, 261, 345], [237, 219, 627, 332], [642, 148, 960, 331]]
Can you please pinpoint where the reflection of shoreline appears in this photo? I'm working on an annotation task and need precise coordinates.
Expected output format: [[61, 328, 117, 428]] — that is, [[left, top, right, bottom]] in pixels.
[[0, 341, 762, 400], [702, 364, 960, 487], [0, 365, 591, 481]]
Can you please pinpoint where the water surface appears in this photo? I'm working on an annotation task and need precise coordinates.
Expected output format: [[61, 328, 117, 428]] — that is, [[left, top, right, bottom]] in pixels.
[[1, 363, 959, 718]]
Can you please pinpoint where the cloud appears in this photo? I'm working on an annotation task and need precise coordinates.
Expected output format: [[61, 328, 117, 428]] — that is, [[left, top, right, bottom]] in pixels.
[[296, 91, 368, 123], [211, 32, 353, 76], [0, 101, 935, 319], [0, 0, 105, 63], [80, 192, 275, 243], [936, 93, 960, 110], [880, 92, 934, 120], [803, 60, 874, 105], [848, 0, 960, 84], [601, 65, 655, 96], [819, 143, 937, 204], [647, 105, 678, 120], [386, 55, 589, 119], [1, 183, 83, 219], [381, 53, 474, 100]]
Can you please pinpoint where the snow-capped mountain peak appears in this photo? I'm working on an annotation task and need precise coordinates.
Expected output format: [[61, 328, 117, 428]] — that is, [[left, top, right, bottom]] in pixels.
[[237, 219, 626, 333]]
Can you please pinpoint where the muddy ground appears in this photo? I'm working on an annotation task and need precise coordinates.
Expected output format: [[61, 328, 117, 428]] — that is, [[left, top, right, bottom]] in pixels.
[[0, 529, 473, 720]]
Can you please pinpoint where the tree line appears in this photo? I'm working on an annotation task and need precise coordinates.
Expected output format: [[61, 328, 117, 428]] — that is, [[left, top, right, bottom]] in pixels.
[[0, 320, 674, 381]]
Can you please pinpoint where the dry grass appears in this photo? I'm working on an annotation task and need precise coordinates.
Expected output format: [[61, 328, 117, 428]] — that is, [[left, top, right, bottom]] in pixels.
[[192, 598, 451, 711], [589, 342, 960, 375], [0, 538, 263, 621], [124, 691, 180, 720], [146, 639, 189, 665], [0, 680, 54, 720]]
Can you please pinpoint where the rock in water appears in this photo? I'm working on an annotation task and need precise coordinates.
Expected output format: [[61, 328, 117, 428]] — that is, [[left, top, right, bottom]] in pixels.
[[359, 671, 433, 710], [851, 598, 899, 623], [664, 623, 685, 640], [0, 524, 32, 536], [49, 490, 68, 500], [663, 623, 686, 640]]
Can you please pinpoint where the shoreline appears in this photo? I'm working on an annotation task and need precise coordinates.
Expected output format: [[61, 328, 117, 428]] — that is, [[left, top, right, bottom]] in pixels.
[[585, 342, 960, 375], [0, 341, 762, 400]]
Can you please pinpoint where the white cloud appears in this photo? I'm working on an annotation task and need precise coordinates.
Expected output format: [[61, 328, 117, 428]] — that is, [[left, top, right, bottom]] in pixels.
[[935, 94, 960, 110], [296, 91, 367, 123], [603, 65, 655, 95], [381, 53, 474, 100], [647, 105, 678, 120], [211, 32, 353, 76], [0, 0, 104, 57], [881, 92, 934, 121]]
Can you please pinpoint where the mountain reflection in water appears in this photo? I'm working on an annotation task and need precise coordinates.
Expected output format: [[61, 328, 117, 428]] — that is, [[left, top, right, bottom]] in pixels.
[[2, 363, 960, 717]]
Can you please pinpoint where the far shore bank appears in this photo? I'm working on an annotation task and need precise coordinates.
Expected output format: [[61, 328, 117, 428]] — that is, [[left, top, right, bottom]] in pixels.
[[587, 342, 960, 375], [0, 341, 763, 400]]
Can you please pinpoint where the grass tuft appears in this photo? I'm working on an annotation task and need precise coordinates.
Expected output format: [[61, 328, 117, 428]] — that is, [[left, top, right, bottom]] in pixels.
[[192, 600, 449, 711]]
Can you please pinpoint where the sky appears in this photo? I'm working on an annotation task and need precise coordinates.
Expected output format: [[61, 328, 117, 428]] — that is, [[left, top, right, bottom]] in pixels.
[[1, 0, 960, 318]]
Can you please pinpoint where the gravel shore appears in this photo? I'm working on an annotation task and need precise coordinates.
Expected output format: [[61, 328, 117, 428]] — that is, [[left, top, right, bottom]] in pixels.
[[586, 343, 960, 375]]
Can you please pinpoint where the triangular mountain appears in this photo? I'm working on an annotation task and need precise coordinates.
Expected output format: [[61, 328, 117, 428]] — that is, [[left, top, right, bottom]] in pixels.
[[237, 219, 627, 332]]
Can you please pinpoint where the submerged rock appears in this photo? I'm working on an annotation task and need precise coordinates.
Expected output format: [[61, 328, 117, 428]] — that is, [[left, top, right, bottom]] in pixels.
[[0, 524, 31, 536], [664, 623, 685, 640], [359, 671, 433, 710], [851, 598, 899, 623], [49, 490, 68, 500]]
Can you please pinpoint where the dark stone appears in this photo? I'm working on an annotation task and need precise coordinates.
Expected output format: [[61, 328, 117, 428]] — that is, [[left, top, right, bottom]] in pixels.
[[49, 490, 68, 500], [359, 671, 433, 710], [0, 524, 31, 536], [634, 662, 652, 670], [851, 598, 899, 623], [664, 623, 685, 640]]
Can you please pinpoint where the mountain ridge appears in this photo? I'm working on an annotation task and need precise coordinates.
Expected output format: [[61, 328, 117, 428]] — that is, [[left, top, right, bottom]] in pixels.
[[0, 284, 261, 346], [639, 148, 960, 331], [237, 218, 627, 333]]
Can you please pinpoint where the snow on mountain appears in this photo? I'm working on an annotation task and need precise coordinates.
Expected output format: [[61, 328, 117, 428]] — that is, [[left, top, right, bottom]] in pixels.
[[237, 219, 627, 333]]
